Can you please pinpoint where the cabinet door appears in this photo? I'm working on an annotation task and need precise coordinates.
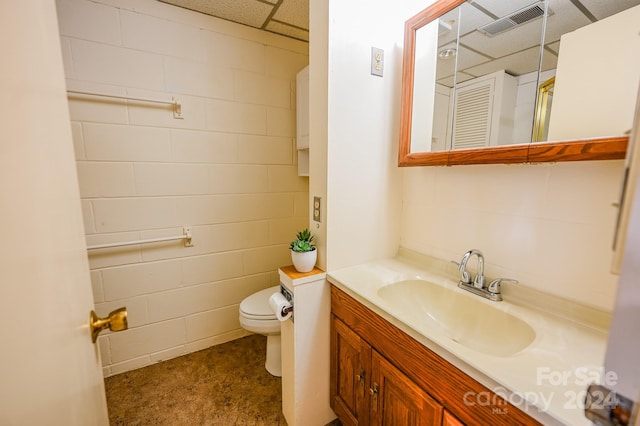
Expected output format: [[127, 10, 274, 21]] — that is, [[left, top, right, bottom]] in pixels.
[[331, 316, 372, 426], [371, 351, 443, 426], [442, 410, 465, 426]]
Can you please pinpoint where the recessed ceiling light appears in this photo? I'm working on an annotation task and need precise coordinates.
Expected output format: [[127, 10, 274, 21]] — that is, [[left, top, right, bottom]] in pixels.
[[438, 48, 457, 59]]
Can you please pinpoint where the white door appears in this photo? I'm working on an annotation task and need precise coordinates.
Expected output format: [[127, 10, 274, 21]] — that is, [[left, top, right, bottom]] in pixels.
[[587, 89, 640, 425], [0, 1, 109, 424]]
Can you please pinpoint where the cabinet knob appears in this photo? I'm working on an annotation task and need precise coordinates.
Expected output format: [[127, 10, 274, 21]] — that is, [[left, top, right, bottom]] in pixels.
[[356, 371, 366, 395], [370, 383, 379, 412]]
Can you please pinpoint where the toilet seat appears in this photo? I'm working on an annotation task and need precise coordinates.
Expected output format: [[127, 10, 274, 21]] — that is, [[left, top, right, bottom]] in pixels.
[[239, 316, 280, 335], [239, 286, 280, 320]]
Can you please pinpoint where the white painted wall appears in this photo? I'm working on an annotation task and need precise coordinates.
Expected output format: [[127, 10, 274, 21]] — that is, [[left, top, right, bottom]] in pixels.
[[548, 4, 640, 140], [318, 0, 429, 271], [432, 84, 453, 151], [57, 0, 309, 376], [411, 21, 439, 153], [313, 0, 625, 312], [308, 0, 329, 270]]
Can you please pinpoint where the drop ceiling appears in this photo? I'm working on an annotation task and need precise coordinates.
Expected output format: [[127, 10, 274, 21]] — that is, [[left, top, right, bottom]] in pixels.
[[436, 0, 640, 86], [158, 0, 309, 42], [156, 0, 639, 72]]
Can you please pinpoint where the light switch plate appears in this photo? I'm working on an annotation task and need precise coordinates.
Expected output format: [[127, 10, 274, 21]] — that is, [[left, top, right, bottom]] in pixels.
[[371, 47, 384, 77], [313, 196, 322, 222]]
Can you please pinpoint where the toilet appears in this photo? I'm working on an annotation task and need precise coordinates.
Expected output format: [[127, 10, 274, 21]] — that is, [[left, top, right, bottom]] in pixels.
[[239, 285, 282, 377]]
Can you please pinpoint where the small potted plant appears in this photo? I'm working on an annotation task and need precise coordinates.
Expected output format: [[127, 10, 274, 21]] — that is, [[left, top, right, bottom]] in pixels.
[[289, 228, 317, 273]]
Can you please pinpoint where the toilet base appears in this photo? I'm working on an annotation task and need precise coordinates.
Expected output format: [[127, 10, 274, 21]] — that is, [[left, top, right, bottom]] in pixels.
[[265, 334, 281, 377]]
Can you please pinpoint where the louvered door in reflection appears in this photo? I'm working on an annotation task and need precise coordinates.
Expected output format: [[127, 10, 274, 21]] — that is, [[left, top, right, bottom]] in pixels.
[[452, 80, 494, 149], [451, 70, 518, 150]]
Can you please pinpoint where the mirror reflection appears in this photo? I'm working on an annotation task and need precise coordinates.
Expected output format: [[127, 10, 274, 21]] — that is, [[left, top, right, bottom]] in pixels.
[[410, 0, 640, 154]]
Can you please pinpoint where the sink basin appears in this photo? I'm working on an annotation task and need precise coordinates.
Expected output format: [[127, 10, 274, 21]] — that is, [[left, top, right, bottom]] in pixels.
[[377, 280, 536, 357]]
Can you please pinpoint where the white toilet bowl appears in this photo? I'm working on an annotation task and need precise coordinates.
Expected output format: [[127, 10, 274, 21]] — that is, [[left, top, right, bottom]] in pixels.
[[239, 286, 282, 377]]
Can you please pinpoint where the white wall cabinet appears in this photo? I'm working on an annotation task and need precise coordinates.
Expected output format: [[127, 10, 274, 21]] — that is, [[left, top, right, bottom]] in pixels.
[[296, 65, 310, 176], [547, 5, 640, 141]]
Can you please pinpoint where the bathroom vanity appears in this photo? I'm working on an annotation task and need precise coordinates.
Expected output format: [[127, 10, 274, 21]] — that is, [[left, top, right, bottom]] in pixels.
[[330, 285, 536, 425], [328, 250, 609, 425]]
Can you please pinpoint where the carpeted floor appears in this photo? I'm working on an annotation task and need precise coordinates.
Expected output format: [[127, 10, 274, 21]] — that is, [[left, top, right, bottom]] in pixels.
[[105, 335, 285, 425]]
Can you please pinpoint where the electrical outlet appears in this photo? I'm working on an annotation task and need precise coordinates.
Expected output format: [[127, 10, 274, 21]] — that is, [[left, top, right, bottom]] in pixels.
[[371, 47, 384, 77], [313, 196, 322, 222]]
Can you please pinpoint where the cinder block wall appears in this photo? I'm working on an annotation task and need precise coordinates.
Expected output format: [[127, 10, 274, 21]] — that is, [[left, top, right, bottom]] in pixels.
[[56, 0, 309, 376]]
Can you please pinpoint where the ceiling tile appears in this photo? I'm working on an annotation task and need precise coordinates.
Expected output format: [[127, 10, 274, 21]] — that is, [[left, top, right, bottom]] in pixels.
[[543, 0, 592, 44], [156, 0, 640, 46], [455, 45, 492, 71], [435, 45, 491, 82], [437, 72, 476, 88], [460, 16, 544, 59], [265, 20, 309, 41], [578, 0, 640, 20], [272, 0, 309, 30], [464, 45, 542, 76], [159, 0, 274, 28], [545, 40, 560, 56], [438, 2, 494, 47], [541, 48, 557, 72]]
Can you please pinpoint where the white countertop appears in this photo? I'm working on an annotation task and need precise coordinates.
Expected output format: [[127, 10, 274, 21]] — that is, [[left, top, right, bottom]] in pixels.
[[327, 252, 609, 426]]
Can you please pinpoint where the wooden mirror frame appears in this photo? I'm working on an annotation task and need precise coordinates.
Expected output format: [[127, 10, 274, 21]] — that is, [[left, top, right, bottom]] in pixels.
[[398, 0, 629, 167]]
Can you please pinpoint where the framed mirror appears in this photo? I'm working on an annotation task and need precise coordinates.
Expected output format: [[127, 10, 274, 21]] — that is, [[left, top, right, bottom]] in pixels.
[[399, 0, 638, 167]]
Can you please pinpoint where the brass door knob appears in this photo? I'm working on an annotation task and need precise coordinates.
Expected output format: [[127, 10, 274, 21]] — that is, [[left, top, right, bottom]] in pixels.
[[90, 307, 128, 343]]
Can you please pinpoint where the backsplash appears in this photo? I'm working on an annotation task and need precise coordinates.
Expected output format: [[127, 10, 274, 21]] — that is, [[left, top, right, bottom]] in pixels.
[[400, 159, 624, 312]]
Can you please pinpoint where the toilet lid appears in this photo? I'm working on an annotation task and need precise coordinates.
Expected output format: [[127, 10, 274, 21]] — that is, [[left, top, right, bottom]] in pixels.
[[239, 286, 281, 318]]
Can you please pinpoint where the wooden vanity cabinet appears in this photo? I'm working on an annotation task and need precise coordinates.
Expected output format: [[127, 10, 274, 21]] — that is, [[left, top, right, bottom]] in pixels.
[[371, 351, 444, 425], [332, 318, 442, 425], [331, 317, 371, 425], [330, 285, 541, 426], [442, 410, 465, 426]]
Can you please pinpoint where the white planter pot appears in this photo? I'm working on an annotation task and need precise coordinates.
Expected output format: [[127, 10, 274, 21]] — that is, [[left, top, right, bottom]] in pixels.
[[291, 248, 317, 273]]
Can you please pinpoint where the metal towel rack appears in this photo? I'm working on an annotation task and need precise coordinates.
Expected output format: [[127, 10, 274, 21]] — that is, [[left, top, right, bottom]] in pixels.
[[87, 226, 192, 250], [66, 89, 183, 119]]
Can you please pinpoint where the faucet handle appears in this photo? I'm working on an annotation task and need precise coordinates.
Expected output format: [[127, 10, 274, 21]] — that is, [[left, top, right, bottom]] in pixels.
[[473, 274, 485, 289], [450, 260, 471, 284], [487, 278, 518, 294]]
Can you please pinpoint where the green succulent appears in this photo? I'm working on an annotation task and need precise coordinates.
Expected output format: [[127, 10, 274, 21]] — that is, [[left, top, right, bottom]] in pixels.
[[290, 228, 316, 253]]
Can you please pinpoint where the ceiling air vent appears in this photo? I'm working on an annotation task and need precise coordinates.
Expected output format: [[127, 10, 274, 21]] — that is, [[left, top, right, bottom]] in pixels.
[[477, 2, 550, 37]]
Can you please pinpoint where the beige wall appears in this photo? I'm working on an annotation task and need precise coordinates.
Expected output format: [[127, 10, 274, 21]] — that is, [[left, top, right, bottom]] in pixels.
[[314, 0, 427, 271], [314, 0, 622, 312], [58, 0, 628, 377], [57, 0, 309, 376]]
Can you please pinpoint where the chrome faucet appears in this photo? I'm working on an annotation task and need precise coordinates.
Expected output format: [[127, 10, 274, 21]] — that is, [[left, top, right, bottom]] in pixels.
[[452, 249, 517, 302], [457, 249, 485, 289]]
